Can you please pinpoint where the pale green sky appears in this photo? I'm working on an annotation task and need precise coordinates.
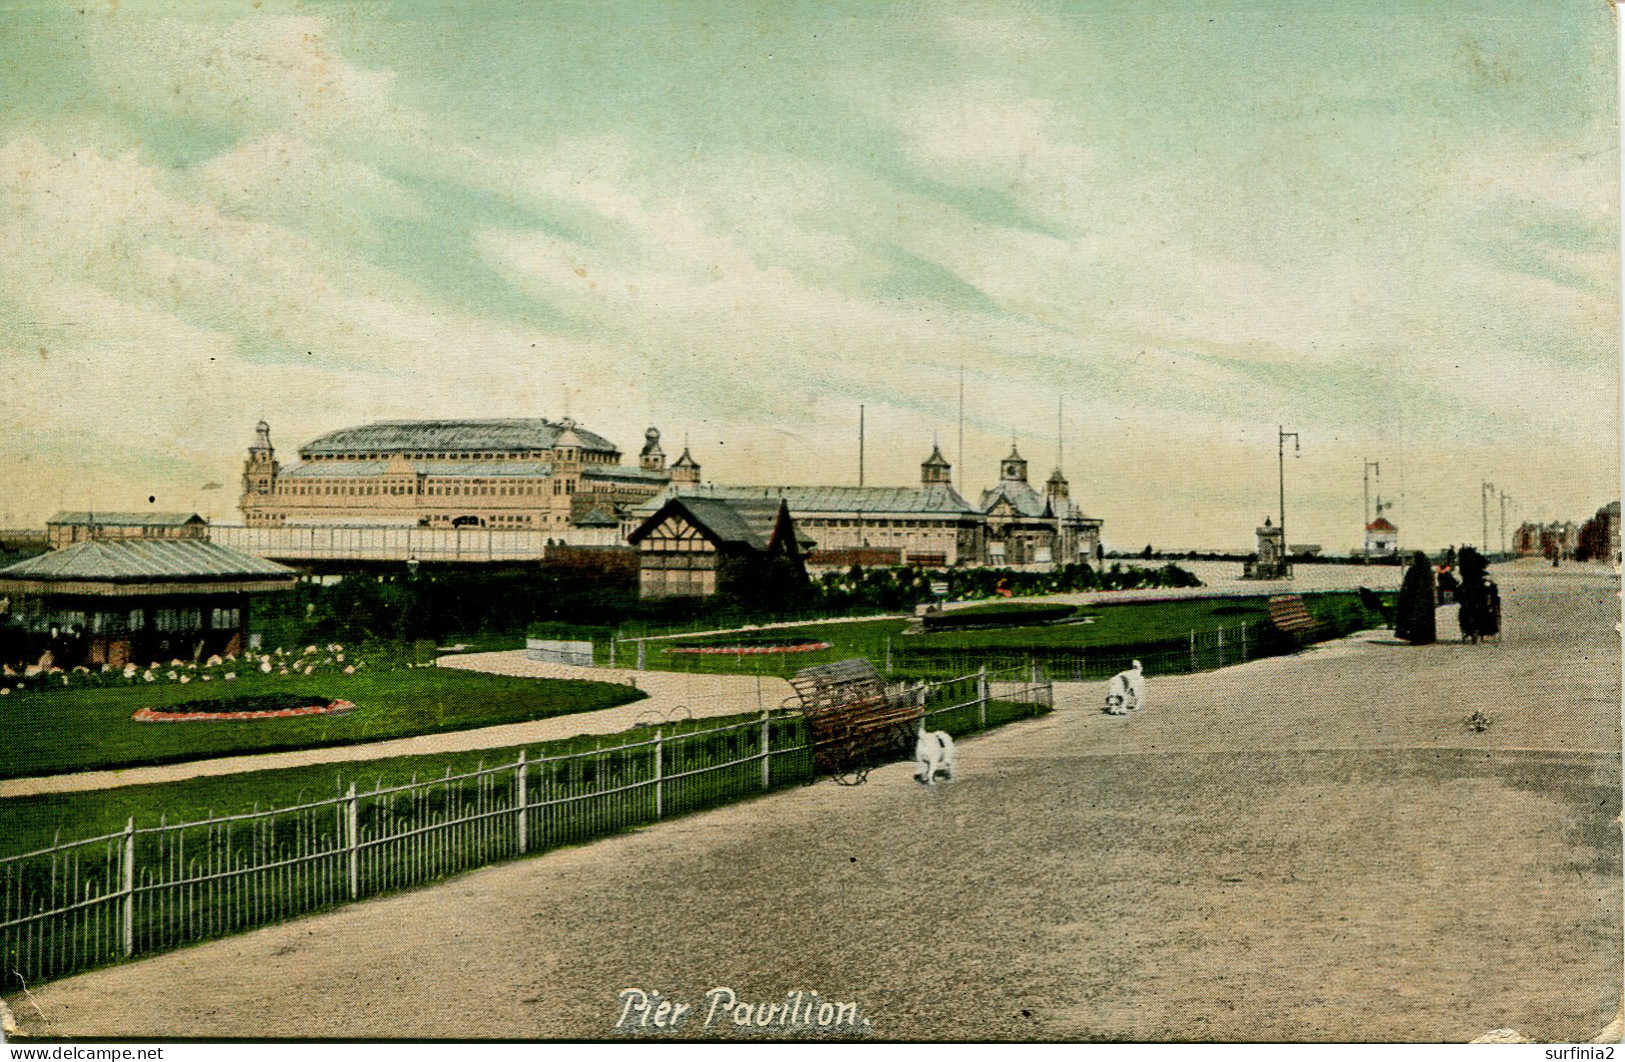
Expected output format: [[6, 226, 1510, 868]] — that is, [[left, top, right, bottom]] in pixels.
[[0, 0, 1617, 550]]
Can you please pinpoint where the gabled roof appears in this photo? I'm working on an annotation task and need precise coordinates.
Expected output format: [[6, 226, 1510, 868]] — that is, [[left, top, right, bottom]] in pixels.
[[979, 479, 1049, 519], [0, 539, 296, 583], [47, 511, 205, 528], [574, 508, 621, 528], [298, 419, 618, 457], [630, 496, 812, 552], [1366, 517, 1397, 532]]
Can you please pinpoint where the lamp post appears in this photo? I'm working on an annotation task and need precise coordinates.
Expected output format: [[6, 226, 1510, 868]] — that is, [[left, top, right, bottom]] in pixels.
[[1481, 481, 1496, 554], [1363, 459, 1381, 559], [1498, 492, 1510, 557], [1279, 426, 1300, 576]]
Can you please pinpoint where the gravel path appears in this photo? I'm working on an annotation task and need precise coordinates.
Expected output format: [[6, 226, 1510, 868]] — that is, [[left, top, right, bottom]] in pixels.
[[0, 658, 790, 798], [9, 560, 1618, 1042]]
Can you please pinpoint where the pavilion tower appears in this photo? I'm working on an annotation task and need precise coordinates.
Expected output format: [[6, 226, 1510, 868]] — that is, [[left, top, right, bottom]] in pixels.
[[921, 443, 952, 487]]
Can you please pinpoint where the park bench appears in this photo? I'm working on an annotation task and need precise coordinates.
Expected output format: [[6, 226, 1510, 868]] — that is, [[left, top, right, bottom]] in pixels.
[[789, 658, 924, 784], [1268, 594, 1320, 639]]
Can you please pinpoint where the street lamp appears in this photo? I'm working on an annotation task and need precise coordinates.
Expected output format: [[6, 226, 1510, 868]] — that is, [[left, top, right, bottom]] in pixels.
[[1481, 481, 1496, 554], [1279, 426, 1300, 575], [1498, 492, 1510, 557], [1363, 458, 1381, 559]]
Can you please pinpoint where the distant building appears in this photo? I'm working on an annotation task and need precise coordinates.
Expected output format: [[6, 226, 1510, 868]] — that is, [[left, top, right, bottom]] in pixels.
[[628, 442, 1103, 570], [239, 418, 675, 531], [1514, 521, 1579, 560], [47, 511, 208, 551], [1363, 516, 1398, 559], [978, 445, 1103, 568], [627, 495, 811, 600], [1577, 501, 1621, 562]]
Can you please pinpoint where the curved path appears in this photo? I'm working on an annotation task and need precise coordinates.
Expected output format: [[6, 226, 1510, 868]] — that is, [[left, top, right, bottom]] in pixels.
[[0, 658, 791, 798], [8, 561, 1618, 1042]]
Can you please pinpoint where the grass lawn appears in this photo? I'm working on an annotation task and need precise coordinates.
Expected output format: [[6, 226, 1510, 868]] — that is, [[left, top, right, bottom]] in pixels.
[[0, 709, 753, 858], [0, 668, 645, 780], [636, 592, 1379, 677]]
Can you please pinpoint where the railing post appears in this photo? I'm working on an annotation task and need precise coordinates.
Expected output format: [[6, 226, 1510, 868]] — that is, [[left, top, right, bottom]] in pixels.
[[346, 782, 360, 900], [515, 749, 529, 854], [761, 713, 772, 791], [637, 641, 646, 671], [121, 817, 135, 958], [1241, 621, 1249, 661], [1189, 630, 1196, 671], [1216, 626, 1224, 666], [608, 636, 617, 669], [885, 636, 892, 675], [976, 666, 988, 729], [653, 728, 664, 819]]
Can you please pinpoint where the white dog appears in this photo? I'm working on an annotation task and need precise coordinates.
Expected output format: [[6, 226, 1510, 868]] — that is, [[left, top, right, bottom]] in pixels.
[[914, 723, 957, 785], [1103, 660, 1146, 715]]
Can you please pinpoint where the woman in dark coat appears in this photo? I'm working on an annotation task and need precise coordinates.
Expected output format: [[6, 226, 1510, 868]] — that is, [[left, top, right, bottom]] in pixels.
[[1456, 546, 1497, 643], [1394, 551, 1436, 644]]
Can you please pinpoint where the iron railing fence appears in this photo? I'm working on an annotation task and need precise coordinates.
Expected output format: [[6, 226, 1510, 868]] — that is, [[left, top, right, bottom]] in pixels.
[[610, 597, 1383, 681], [889, 603, 1380, 682], [1, 667, 1051, 991]]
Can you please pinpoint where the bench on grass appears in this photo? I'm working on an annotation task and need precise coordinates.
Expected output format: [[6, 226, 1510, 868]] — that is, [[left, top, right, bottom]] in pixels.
[[1268, 594, 1320, 638], [789, 658, 923, 784]]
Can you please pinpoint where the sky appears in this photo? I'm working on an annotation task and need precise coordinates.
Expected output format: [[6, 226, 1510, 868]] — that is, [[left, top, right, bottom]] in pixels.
[[0, 0, 1618, 552]]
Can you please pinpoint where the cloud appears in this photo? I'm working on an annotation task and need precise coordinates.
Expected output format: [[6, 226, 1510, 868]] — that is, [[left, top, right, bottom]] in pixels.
[[900, 86, 1096, 225], [84, 16, 399, 139], [190, 132, 425, 233]]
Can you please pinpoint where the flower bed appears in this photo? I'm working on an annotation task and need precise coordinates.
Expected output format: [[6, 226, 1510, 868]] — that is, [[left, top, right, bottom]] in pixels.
[[132, 694, 356, 723], [665, 639, 833, 655]]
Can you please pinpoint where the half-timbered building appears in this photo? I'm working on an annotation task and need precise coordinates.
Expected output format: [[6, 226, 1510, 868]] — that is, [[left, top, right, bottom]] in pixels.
[[627, 496, 811, 600]]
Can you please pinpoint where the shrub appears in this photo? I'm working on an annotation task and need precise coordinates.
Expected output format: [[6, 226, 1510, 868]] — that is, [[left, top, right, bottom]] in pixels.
[[921, 604, 1076, 631]]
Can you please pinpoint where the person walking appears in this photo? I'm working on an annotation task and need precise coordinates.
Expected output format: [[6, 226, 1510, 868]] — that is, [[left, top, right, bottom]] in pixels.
[[1394, 551, 1437, 645]]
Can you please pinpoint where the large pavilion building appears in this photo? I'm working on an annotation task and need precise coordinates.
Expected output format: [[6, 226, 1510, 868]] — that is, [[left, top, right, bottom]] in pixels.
[[239, 418, 680, 532], [978, 445, 1102, 567], [628, 443, 1103, 571]]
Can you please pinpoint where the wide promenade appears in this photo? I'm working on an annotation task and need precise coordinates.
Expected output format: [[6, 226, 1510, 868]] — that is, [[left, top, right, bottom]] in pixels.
[[7, 561, 1617, 1041]]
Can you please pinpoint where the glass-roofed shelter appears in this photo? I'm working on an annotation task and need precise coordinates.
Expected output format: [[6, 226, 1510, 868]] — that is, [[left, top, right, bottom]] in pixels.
[[0, 536, 296, 669]]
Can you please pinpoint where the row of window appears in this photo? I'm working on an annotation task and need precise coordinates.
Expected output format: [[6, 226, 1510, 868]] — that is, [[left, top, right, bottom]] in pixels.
[[277, 481, 577, 498], [640, 551, 715, 568], [248, 513, 567, 526], [804, 517, 959, 529], [641, 568, 716, 598], [423, 514, 537, 526], [24, 608, 239, 635], [297, 450, 617, 463], [640, 535, 714, 552]]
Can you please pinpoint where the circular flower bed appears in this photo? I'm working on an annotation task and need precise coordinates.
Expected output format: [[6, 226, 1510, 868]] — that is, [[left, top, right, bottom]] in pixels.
[[132, 694, 356, 723], [665, 638, 833, 655]]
